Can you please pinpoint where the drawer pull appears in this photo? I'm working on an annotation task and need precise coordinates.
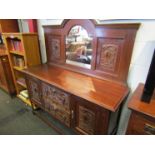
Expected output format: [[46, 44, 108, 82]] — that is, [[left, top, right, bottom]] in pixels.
[[144, 124, 155, 135], [71, 110, 74, 119]]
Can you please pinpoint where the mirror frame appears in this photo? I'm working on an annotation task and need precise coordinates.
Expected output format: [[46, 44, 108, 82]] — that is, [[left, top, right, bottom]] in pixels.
[[65, 25, 93, 69]]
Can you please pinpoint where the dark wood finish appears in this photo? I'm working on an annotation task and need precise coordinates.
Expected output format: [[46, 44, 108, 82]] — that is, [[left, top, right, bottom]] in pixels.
[[43, 19, 140, 83], [23, 19, 140, 134], [0, 19, 19, 32], [26, 76, 42, 106], [71, 96, 110, 134], [22, 64, 129, 112], [0, 55, 16, 94], [23, 64, 128, 135], [126, 83, 155, 134], [25, 72, 114, 134], [41, 82, 71, 127]]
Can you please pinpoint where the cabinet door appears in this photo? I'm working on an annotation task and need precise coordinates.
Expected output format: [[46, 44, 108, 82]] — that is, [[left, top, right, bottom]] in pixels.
[[26, 76, 42, 107], [41, 82, 71, 127], [71, 96, 110, 135]]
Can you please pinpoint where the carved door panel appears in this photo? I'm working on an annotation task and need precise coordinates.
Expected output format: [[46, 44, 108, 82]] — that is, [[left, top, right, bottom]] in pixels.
[[41, 82, 71, 127], [45, 35, 61, 62], [71, 96, 102, 135], [26, 76, 42, 106], [96, 38, 124, 77]]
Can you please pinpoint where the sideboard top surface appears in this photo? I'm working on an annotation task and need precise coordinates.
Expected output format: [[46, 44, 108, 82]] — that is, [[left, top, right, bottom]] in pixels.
[[128, 83, 155, 118], [22, 64, 129, 112]]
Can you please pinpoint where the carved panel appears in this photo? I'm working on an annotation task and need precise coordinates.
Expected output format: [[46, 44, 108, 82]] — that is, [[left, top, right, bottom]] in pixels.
[[55, 108, 70, 127], [28, 79, 41, 104], [100, 44, 118, 70], [41, 82, 70, 126], [78, 105, 95, 134], [42, 82, 70, 110], [46, 35, 61, 61], [96, 38, 123, 74], [51, 39, 60, 58]]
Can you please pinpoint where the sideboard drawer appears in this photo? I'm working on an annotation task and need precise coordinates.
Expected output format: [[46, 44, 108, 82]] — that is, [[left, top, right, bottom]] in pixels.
[[55, 107, 70, 127], [42, 82, 70, 110], [127, 112, 155, 135], [41, 82, 71, 126]]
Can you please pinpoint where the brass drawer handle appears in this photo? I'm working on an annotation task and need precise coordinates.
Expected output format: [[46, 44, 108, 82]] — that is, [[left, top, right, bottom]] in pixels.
[[144, 124, 155, 135]]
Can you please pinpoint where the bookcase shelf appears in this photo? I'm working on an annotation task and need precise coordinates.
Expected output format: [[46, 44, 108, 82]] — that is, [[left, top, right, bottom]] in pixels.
[[2, 33, 41, 106], [10, 50, 24, 56], [13, 66, 25, 71], [16, 78, 27, 88]]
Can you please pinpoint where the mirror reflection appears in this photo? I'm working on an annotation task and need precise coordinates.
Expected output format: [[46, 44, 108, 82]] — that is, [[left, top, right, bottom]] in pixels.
[[66, 25, 93, 69]]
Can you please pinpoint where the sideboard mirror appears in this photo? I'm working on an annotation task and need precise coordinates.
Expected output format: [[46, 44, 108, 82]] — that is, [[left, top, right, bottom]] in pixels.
[[65, 25, 93, 69]]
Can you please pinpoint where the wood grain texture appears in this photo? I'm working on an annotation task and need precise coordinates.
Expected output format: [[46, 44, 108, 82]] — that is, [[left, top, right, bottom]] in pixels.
[[126, 83, 155, 135], [0, 19, 19, 32], [70, 96, 110, 134], [0, 55, 16, 94], [43, 19, 140, 83], [126, 111, 155, 135], [22, 64, 129, 112], [128, 83, 155, 118], [0, 20, 19, 95]]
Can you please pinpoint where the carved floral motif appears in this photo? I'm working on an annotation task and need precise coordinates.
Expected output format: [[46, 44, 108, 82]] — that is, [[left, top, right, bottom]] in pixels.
[[99, 44, 118, 70], [51, 39, 60, 58], [29, 80, 40, 103], [41, 82, 70, 126], [42, 82, 70, 109], [78, 106, 95, 134]]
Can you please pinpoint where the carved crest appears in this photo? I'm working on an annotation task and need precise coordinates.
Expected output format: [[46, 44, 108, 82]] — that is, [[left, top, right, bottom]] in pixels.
[[51, 39, 60, 58], [99, 44, 118, 70]]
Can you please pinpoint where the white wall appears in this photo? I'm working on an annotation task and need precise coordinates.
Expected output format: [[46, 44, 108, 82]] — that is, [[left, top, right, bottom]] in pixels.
[[37, 19, 155, 91], [128, 21, 155, 92]]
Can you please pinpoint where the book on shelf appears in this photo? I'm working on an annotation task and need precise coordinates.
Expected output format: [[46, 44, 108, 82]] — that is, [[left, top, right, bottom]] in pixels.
[[13, 56, 25, 68], [10, 40, 15, 51], [19, 90, 29, 99], [10, 39, 23, 51]]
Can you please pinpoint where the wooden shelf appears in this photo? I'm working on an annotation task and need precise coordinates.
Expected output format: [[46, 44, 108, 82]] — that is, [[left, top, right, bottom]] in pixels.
[[13, 66, 25, 71], [10, 50, 24, 56], [2, 32, 41, 106], [16, 78, 26, 88], [17, 94, 31, 106]]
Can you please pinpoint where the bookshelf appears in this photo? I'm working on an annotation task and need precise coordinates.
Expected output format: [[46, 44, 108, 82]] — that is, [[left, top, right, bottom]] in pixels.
[[0, 20, 19, 95], [2, 33, 41, 106]]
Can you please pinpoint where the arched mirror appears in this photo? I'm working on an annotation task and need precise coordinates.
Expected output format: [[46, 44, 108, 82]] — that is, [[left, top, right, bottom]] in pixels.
[[65, 25, 93, 69]]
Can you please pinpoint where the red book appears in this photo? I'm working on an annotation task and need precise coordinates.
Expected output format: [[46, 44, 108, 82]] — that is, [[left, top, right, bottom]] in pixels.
[[19, 42, 24, 51], [10, 40, 15, 51]]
